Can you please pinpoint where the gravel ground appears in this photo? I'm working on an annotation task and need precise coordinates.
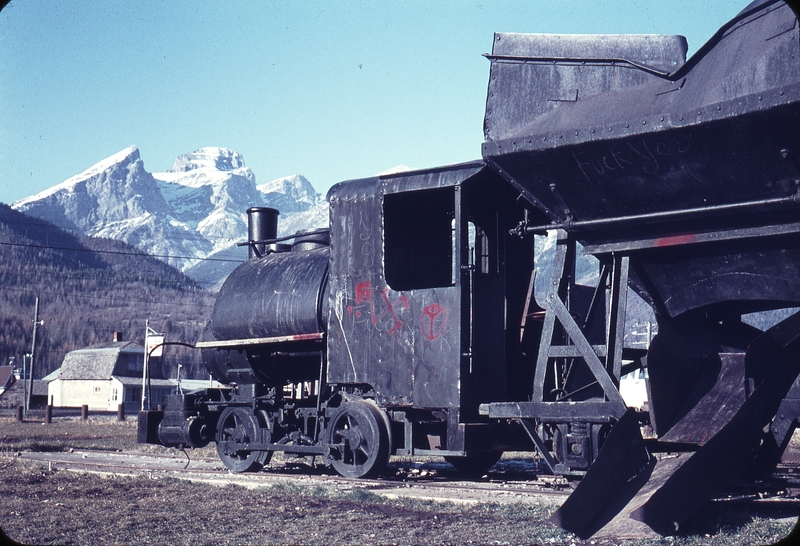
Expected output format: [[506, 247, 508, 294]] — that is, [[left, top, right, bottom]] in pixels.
[[1, 417, 799, 545]]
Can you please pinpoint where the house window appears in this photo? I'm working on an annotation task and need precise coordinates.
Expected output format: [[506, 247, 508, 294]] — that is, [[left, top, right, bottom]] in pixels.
[[151, 388, 170, 405], [93, 386, 101, 394], [384, 187, 455, 290], [125, 387, 141, 403], [118, 353, 143, 374], [111, 387, 118, 402]]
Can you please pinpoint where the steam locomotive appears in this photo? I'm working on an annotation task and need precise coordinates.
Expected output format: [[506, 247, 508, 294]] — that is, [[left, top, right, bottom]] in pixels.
[[140, 0, 800, 536]]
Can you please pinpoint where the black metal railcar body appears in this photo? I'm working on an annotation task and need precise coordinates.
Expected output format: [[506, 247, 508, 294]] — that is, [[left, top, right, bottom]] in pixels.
[[140, 0, 800, 536]]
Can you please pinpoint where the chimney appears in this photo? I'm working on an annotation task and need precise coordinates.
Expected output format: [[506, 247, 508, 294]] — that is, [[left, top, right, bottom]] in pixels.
[[113, 332, 123, 342], [247, 207, 279, 259]]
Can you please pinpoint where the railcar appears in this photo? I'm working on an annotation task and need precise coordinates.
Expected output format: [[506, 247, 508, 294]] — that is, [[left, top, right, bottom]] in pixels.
[[140, 0, 800, 536]]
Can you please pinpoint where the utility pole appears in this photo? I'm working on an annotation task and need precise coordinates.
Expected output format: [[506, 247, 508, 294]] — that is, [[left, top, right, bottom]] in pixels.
[[141, 319, 149, 411], [19, 355, 27, 418], [28, 297, 43, 413], [141, 320, 165, 411]]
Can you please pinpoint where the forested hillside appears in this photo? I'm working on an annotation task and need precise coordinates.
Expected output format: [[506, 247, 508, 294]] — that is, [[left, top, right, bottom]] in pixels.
[[0, 203, 217, 379]]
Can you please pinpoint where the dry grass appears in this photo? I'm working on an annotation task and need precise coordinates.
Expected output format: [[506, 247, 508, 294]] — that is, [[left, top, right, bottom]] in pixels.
[[0, 416, 217, 458], [0, 417, 797, 545]]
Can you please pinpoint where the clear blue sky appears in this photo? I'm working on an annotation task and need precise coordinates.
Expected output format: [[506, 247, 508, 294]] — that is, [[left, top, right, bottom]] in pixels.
[[0, 1, 747, 204]]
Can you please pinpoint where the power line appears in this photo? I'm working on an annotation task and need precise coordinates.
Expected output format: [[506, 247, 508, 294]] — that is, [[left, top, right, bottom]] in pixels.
[[0, 240, 244, 264], [0, 243, 226, 288], [0, 284, 215, 308], [0, 208, 326, 245], [0, 264, 222, 290], [0, 263, 218, 290]]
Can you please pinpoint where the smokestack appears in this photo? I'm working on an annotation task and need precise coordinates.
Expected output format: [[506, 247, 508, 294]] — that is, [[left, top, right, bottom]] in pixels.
[[247, 207, 279, 259], [113, 332, 123, 342]]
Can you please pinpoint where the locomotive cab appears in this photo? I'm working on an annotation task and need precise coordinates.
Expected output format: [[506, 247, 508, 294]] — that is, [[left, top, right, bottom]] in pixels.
[[326, 163, 533, 465]]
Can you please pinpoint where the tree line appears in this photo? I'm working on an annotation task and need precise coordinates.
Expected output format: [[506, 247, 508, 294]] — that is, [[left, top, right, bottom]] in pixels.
[[0, 203, 218, 379]]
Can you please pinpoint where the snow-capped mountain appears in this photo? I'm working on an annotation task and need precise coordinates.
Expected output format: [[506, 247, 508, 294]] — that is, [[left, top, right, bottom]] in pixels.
[[12, 146, 328, 289]]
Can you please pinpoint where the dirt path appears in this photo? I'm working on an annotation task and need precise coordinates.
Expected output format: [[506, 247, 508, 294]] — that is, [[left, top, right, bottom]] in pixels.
[[17, 449, 570, 507]]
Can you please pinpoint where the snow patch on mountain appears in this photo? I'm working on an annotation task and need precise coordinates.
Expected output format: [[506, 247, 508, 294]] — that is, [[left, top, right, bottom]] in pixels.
[[168, 147, 247, 173]]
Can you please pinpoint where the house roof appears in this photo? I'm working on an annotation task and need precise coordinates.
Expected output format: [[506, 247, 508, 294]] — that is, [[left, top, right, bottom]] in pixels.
[[41, 368, 60, 381], [109, 377, 224, 389], [113, 376, 175, 387], [0, 366, 15, 390], [32, 379, 51, 396], [58, 341, 146, 380]]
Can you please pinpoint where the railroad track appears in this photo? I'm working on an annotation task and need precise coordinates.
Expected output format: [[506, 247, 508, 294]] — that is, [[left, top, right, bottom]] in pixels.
[[15, 449, 572, 506], [15, 448, 800, 511]]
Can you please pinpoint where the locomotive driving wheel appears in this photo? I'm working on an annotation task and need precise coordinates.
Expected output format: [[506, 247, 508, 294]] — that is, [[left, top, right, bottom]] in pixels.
[[215, 406, 272, 473], [327, 401, 390, 478]]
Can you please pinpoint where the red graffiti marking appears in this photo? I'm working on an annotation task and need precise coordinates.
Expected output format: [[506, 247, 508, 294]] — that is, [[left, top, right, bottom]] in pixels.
[[348, 281, 408, 334], [420, 303, 448, 340], [380, 288, 408, 334], [355, 281, 371, 304]]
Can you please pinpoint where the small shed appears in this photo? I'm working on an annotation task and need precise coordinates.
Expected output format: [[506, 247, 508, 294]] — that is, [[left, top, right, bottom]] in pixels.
[[0, 366, 56, 409], [48, 340, 175, 412], [33, 369, 60, 407], [0, 366, 16, 407]]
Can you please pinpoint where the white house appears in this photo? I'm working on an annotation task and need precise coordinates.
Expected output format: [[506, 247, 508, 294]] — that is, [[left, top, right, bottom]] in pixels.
[[47, 340, 175, 412]]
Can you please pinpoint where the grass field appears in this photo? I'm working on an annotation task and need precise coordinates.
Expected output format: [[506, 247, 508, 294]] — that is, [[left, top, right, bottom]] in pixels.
[[0, 416, 797, 545]]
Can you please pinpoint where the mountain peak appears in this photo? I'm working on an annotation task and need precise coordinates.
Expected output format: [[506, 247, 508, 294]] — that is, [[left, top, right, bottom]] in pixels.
[[12, 146, 328, 289], [168, 147, 245, 173], [13, 146, 141, 208], [257, 174, 315, 196]]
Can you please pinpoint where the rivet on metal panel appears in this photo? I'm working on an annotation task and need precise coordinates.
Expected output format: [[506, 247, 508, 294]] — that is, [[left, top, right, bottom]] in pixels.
[[780, 90, 785, 96], [575, 131, 579, 136], [660, 116, 665, 121], [609, 127, 613, 132], [642, 120, 647, 125], [697, 111, 702, 116]]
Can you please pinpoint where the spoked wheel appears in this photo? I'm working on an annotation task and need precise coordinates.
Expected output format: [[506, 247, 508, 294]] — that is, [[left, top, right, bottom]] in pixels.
[[215, 406, 272, 473], [327, 401, 390, 478], [445, 451, 503, 477]]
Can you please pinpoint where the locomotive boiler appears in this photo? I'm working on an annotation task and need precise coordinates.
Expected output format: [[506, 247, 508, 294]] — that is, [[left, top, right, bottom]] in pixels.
[[140, 0, 800, 537]]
